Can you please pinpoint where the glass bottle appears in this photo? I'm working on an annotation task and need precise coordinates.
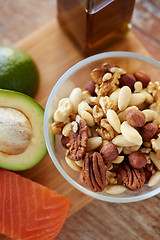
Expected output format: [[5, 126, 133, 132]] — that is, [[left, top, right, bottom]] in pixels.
[[57, 0, 135, 55]]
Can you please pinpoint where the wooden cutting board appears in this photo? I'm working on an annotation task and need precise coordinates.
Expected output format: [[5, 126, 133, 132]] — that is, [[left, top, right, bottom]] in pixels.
[[10, 20, 152, 216], [16, 19, 151, 214]]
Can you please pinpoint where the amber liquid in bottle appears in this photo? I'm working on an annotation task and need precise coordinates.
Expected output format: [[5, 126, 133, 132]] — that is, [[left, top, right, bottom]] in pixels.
[[57, 0, 135, 55]]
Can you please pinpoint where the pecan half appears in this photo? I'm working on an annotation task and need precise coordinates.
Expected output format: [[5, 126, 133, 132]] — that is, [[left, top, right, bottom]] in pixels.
[[81, 152, 106, 192], [118, 162, 145, 191], [69, 119, 88, 161]]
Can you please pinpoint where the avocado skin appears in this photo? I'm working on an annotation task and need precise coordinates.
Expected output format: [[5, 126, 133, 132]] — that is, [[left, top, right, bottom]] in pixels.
[[0, 46, 39, 97]]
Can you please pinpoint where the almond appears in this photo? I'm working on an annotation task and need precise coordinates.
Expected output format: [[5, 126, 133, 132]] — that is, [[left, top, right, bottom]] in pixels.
[[133, 71, 151, 88], [85, 80, 96, 96], [119, 74, 136, 92], [126, 109, 146, 127]]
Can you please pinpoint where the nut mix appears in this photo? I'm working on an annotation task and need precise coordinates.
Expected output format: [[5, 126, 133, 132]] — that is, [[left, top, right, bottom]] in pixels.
[[52, 63, 160, 194]]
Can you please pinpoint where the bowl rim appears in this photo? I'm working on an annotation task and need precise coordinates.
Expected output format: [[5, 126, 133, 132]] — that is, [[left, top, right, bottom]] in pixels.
[[44, 51, 160, 203]]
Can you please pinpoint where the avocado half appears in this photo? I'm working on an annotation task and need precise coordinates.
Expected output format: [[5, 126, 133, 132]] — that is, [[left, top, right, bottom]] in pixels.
[[0, 89, 47, 170]]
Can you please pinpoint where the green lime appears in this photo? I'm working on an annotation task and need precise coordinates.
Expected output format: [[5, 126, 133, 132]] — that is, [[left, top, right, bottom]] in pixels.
[[0, 46, 39, 97]]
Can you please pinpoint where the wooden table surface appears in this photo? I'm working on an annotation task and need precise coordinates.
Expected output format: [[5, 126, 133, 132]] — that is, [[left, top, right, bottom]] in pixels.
[[0, 1, 160, 240]]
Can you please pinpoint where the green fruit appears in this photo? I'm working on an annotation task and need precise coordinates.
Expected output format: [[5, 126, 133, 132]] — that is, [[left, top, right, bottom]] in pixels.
[[0, 89, 47, 171], [0, 46, 39, 97]]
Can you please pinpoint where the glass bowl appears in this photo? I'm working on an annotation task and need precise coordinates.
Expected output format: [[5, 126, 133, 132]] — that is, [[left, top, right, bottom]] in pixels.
[[44, 51, 160, 203]]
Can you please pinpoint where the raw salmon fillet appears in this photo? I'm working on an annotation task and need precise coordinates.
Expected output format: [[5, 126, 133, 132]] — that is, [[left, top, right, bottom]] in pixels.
[[0, 169, 71, 240]]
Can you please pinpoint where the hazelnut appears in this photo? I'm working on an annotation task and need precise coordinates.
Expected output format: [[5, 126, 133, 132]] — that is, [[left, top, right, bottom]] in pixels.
[[119, 74, 136, 92], [61, 135, 69, 149], [133, 71, 151, 88], [100, 143, 118, 163], [141, 123, 158, 142], [126, 109, 146, 127], [85, 80, 96, 96], [129, 152, 147, 169]]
